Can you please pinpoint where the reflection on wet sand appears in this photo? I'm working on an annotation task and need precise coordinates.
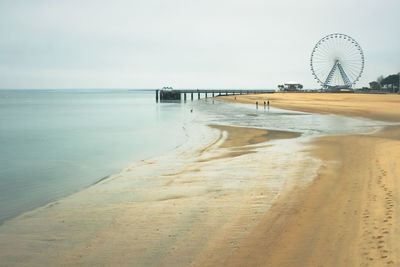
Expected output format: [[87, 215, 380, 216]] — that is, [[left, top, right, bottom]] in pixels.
[[0, 124, 315, 266]]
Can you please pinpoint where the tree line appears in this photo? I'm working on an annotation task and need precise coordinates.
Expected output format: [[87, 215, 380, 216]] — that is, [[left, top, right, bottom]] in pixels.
[[369, 73, 400, 92]]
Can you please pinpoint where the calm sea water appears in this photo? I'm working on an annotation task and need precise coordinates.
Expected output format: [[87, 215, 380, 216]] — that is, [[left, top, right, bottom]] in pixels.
[[0, 90, 389, 225], [0, 89, 188, 224]]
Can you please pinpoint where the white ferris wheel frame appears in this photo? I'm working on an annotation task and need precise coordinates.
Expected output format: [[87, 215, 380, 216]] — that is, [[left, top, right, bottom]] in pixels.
[[310, 33, 364, 89]]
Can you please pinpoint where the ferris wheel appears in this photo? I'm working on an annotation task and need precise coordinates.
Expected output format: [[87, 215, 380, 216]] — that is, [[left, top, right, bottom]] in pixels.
[[310, 33, 364, 89]]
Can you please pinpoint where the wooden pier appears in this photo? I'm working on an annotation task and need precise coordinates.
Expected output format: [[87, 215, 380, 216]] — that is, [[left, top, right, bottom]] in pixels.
[[156, 89, 275, 102]]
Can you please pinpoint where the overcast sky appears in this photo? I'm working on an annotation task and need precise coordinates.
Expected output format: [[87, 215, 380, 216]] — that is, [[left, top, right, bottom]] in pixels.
[[0, 0, 399, 89]]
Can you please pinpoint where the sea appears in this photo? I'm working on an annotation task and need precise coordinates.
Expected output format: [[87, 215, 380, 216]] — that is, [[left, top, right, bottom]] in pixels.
[[0, 89, 189, 224], [0, 89, 388, 224]]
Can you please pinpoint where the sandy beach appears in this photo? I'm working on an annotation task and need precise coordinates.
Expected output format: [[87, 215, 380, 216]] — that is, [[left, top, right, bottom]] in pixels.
[[222, 92, 400, 122], [1, 93, 400, 266], [219, 93, 400, 266], [0, 123, 313, 266]]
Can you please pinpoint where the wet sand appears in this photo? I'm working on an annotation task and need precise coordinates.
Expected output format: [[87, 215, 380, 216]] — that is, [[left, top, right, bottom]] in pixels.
[[0, 125, 310, 266], [223, 92, 400, 122], [215, 93, 400, 266], [1, 93, 400, 266], [221, 126, 400, 266]]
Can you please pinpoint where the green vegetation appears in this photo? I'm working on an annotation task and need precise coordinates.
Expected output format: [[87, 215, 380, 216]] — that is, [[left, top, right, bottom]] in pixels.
[[369, 73, 400, 93], [369, 81, 381, 90]]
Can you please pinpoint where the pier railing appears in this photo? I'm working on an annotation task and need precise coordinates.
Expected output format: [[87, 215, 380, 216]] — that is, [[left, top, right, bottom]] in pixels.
[[156, 89, 275, 101]]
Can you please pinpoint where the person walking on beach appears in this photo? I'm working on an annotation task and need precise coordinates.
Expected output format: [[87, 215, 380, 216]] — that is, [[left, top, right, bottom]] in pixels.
[[267, 100, 270, 106]]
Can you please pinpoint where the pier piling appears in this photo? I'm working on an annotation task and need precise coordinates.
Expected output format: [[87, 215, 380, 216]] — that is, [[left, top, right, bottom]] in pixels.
[[157, 89, 274, 101]]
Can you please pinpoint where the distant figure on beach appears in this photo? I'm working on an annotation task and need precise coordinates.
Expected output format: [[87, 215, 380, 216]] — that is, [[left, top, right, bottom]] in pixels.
[[267, 100, 270, 106]]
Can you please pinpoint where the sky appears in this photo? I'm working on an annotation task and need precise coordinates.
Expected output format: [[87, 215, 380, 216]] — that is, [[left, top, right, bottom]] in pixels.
[[0, 0, 399, 89]]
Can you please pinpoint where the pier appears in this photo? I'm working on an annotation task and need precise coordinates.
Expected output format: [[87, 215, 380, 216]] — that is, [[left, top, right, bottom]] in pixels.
[[156, 89, 275, 101]]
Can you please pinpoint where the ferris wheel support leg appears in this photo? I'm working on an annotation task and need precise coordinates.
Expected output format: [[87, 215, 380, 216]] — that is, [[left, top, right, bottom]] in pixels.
[[323, 62, 338, 88], [337, 63, 352, 88]]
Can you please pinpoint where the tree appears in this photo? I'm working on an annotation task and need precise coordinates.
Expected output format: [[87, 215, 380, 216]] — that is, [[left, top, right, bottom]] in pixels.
[[381, 74, 400, 92], [369, 81, 381, 90]]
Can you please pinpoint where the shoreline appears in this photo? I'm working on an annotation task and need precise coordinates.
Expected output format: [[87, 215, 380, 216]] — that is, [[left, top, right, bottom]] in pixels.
[[0, 89, 189, 226], [0, 121, 316, 266], [214, 93, 400, 266], [1, 93, 399, 266], [218, 125, 400, 266], [221, 93, 400, 123]]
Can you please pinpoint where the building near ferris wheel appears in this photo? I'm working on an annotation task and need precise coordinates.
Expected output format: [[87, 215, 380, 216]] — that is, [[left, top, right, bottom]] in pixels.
[[277, 82, 304, 91], [310, 33, 364, 92]]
